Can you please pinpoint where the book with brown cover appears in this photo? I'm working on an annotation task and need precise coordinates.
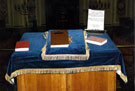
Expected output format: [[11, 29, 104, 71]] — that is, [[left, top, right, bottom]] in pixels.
[[86, 36, 107, 46], [51, 30, 69, 48], [15, 41, 29, 51]]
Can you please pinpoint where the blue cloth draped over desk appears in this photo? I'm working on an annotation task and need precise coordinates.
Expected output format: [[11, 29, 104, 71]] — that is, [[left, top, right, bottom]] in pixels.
[[5, 29, 127, 84]]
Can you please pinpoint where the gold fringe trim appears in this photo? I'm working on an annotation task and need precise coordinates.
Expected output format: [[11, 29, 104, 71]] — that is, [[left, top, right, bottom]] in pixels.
[[116, 66, 128, 83], [5, 74, 13, 84], [120, 72, 128, 83], [5, 65, 127, 84], [41, 30, 90, 60]]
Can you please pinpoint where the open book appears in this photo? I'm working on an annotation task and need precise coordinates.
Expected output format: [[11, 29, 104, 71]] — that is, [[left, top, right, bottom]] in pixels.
[[86, 9, 105, 32]]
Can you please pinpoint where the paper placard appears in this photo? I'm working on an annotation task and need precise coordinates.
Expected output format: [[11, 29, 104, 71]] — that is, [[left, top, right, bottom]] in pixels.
[[87, 9, 105, 31]]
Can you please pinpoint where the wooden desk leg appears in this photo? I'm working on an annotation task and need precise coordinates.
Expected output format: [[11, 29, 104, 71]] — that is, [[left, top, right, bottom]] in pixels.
[[67, 71, 116, 91]]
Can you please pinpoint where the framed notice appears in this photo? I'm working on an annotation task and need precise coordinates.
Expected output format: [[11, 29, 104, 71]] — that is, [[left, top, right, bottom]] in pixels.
[[86, 9, 105, 31]]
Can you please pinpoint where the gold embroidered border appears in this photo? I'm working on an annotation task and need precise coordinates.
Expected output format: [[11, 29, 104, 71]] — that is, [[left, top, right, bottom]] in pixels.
[[5, 65, 128, 84], [41, 30, 90, 61]]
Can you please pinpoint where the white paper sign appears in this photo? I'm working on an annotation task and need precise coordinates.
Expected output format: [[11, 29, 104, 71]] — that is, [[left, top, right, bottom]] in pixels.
[[87, 9, 105, 31]]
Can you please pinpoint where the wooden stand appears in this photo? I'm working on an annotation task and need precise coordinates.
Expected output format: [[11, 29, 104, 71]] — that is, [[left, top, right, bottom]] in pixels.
[[17, 71, 116, 91]]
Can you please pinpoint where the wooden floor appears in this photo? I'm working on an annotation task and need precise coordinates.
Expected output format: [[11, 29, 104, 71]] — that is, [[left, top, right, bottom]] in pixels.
[[17, 71, 116, 91]]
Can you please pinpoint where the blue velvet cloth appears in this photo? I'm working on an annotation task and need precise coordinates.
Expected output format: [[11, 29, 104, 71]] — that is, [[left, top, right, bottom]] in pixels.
[[6, 30, 126, 80], [46, 29, 86, 54]]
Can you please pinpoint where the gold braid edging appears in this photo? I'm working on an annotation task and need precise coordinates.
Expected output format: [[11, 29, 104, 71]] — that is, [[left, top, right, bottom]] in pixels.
[[5, 65, 127, 84]]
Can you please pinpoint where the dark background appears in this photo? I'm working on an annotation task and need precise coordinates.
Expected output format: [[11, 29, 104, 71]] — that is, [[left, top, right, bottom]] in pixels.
[[0, 0, 134, 91]]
